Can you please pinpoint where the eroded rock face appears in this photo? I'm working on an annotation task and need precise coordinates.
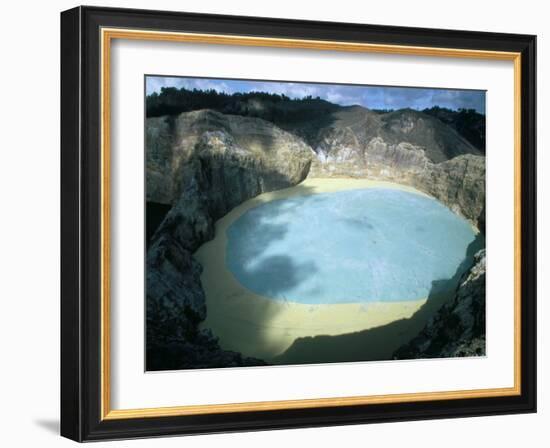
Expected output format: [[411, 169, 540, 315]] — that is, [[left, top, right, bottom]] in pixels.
[[146, 110, 313, 370], [393, 249, 486, 359], [306, 107, 484, 229], [310, 134, 485, 228], [146, 110, 313, 206], [309, 107, 479, 162], [415, 155, 485, 230]]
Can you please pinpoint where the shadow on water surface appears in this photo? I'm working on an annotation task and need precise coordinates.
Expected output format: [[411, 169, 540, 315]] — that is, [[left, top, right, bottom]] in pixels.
[[198, 182, 322, 360], [243, 255, 317, 299], [271, 233, 485, 365], [226, 190, 320, 299]]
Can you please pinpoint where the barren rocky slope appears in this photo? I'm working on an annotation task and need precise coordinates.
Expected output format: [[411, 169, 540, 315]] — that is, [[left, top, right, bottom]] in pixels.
[[307, 107, 485, 228], [146, 110, 313, 369], [308, 106, 480, 163]]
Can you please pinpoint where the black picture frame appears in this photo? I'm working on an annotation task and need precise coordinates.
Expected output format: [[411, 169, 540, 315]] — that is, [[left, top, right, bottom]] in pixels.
[[61, 5, 536, 442]]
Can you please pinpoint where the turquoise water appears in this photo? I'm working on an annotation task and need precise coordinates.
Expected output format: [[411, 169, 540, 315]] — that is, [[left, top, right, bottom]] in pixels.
[[225, 188, 480, 304]]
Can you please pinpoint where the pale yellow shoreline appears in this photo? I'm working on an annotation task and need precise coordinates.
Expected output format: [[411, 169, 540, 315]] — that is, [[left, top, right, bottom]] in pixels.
[[195, 179, 436, 362]]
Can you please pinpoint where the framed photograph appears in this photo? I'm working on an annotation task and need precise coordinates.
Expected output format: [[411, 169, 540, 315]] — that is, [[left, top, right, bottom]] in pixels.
[[60, 6, 536, 441]]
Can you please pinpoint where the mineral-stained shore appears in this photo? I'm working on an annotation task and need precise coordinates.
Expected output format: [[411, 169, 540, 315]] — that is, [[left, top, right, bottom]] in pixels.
[[145, 107, 486, 370], [195, 179, 433, 362]]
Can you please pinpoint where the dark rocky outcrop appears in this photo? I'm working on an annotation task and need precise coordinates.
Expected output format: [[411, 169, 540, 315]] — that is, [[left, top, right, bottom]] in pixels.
[[415, 154, 485, 229], [146, 110, 312, 370], [393, 249, 486, 359]]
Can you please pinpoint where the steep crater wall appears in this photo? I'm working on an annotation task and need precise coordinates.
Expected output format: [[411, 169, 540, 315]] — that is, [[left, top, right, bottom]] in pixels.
[[146, 110, 312, 370], [310, 136, 485, 230]]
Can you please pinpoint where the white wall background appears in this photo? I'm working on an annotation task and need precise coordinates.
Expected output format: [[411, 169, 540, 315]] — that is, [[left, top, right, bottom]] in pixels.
[[0, 0, 546, 446]]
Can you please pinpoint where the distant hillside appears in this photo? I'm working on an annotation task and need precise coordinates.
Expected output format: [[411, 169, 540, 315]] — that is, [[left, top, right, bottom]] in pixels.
[[422, 106, 485, 153], [146, 87, 340, 143], [146, 87, 484, 161], [310, 106, 479, 163]]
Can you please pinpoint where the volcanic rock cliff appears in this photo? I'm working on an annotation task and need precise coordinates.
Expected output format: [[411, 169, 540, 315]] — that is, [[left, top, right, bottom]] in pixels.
[[307, 107, 485, 228], [146, 110, 312, 369], [146, 105, 486, 370], [310, 107, 480, 163]]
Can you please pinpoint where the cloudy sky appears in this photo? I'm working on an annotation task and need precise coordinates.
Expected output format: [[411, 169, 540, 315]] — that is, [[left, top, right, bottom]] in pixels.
[[146, 76, 485, 113]]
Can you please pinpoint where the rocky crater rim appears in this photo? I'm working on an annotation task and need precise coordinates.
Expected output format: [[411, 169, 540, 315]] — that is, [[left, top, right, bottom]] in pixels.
[[145, 106, 486, 370]]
